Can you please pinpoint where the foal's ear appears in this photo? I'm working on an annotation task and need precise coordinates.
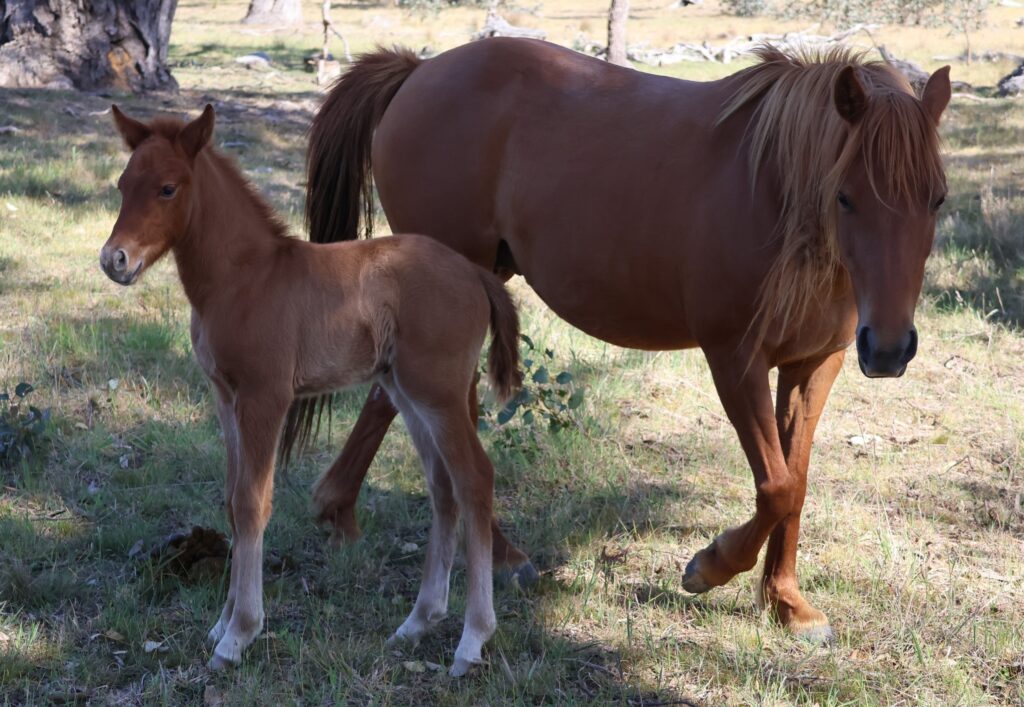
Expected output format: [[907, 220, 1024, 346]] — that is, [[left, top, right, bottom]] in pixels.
[[178, 104, 215, 160], [111, 104, 151, 150], [834, 66, 868, 125], [921, 65, 951, 126]]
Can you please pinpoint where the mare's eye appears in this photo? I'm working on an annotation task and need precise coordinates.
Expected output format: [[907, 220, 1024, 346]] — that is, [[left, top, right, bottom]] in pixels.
[[837, 192, 853, 212], [160, 184, 177, 198], [933, 194, 946, 211]]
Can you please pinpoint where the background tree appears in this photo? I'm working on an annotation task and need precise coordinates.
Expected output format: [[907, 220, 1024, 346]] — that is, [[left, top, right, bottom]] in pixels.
[[607, 0, 629, 66], [243, 0, 303, 25], [0, 0, 178, 92]]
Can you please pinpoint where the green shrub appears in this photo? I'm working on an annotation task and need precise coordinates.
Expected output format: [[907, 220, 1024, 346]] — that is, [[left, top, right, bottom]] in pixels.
[[0, 383, 50, 469]]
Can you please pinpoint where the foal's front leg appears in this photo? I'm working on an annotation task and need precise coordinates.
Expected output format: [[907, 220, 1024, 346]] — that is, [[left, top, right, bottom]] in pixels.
[[207, 385, 240, 647], [682, 349, 795, 593], [209, 390, 289, 669]]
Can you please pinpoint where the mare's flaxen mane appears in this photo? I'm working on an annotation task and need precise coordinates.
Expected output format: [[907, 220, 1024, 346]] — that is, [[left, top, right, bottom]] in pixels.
[[719, 46, 946, 349]]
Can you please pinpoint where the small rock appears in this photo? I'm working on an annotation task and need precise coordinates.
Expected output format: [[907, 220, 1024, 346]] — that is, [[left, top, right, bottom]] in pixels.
[[848, 434, 883, 447], [400, 541, 419, 553], [402, 660, 426, 673], [235, 52, 272, 71], [998, 62, 1024, 96], [142, 639, 167, 653]]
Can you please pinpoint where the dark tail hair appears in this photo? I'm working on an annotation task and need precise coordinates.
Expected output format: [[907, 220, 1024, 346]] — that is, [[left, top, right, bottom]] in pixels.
[[279, 48, 421, 467], [478, 270, 523, 404], [305, 46, 421, 244]]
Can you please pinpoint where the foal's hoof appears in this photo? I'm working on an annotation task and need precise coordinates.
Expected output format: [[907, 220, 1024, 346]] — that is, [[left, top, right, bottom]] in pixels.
[[496, 560, 540, 592], [449, 655, 484, 678], [208, 648, 240, 671], [681, 556, 712, 594]]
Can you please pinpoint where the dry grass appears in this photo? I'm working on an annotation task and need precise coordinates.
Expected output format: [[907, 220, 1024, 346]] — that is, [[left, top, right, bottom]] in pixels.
[[0, 1, 1022, 705]]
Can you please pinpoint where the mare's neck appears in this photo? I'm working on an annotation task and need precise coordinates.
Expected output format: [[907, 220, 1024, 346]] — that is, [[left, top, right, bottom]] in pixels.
[[173, 149, 285, 311]]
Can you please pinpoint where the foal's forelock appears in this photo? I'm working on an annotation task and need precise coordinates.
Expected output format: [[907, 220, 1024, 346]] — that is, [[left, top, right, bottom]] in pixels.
[[720, 46, 945, 351]]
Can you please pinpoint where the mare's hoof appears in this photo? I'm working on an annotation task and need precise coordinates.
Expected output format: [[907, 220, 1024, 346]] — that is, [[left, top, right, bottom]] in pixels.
[[497, 560, 540, 592], [795, 623, 835, 645], [681, 556, 712, 594], [449, 655, 484, 678]]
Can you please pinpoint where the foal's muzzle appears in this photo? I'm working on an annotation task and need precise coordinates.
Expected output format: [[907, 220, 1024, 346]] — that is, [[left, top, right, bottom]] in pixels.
[[99, 246, 143, 286], [856, 326, 917, 378]]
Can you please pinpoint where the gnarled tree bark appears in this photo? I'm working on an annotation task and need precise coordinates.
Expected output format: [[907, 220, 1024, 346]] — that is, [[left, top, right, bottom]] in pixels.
[[0, 0, 178, 92]]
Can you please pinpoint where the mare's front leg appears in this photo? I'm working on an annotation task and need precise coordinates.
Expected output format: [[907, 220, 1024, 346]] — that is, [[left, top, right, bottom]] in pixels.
[[209, 389, 290, 669], [682, 349, 796, 593], [760, 350, 844, 641]]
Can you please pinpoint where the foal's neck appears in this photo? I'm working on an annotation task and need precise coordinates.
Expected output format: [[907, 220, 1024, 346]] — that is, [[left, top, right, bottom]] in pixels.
[[173, 148, 290, 310]]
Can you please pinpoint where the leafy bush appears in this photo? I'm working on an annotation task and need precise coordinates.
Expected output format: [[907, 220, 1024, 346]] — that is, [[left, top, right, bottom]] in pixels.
[[0, 383, 50, 468], [480, 334, 585, 438], [722, 0, 768, 17]]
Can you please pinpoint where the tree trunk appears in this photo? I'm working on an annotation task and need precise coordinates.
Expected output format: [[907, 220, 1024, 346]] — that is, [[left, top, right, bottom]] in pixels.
[[243, 0, 303, 26], [607, 0, 630, 67], [0, 0, 178, 92]]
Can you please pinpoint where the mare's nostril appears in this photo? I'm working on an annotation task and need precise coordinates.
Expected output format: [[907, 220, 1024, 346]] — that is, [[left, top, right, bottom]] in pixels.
[[903, 327, 918, 364], [113, 249, 128, 272], [856, 326, 872, 360]]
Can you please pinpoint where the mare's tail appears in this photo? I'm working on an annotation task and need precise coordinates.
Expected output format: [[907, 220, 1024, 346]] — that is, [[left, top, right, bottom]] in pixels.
[[478, 270, 523, 404], [306, 47, 421, 244], [280, 48, 421, 466]]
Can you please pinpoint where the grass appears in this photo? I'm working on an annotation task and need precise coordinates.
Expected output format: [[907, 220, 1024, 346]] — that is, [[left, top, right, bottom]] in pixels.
[[1, 1, 1023, 704]]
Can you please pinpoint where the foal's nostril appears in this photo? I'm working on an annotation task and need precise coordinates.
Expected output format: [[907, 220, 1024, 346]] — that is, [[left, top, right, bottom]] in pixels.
[[113, 249, 128, 272]]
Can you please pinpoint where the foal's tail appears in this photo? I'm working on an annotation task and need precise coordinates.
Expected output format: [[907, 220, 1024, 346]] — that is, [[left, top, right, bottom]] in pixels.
[[306, 47, 421, 244], [479, 271, 523, 405]]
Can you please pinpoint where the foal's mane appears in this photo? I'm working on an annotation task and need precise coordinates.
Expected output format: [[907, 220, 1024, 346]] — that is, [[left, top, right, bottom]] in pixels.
[[148, 116, 291, 242], [717, 46, 946, 353]]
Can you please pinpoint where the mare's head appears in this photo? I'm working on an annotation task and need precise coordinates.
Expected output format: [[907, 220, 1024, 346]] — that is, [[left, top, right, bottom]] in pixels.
[[100, 105, 215, 285], [831, 65, 950, 377]]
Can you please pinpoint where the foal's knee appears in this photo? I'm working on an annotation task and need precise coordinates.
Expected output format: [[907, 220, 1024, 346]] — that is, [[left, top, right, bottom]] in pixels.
[[755, 475, 797, 521]]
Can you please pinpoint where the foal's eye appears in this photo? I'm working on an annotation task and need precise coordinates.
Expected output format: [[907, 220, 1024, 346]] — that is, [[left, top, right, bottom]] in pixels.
[[159, 184, 177, 198], [837, 192, 853, 212]]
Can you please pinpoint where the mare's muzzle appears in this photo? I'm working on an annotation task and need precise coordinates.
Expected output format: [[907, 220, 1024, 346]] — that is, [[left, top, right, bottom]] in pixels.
[[99, 246, 142, 286], [856, 325, 917, 378]]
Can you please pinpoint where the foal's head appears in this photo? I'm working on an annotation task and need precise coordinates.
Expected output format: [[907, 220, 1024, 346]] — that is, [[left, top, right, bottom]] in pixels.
[[830, 66, 950, 378], [100, 105, 214, 285]]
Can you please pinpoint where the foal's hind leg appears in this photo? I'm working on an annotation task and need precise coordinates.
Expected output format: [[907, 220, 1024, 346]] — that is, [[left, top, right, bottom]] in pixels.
[[759, 351, 844, 642], [466, 375, 537, 589], [428, 410, 497, 677], [387, 408, 459, 646]]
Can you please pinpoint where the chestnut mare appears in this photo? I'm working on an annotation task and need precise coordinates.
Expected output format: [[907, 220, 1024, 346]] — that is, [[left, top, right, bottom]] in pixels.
[[305, 40, 951, 640], [100, 105, 523, 675]]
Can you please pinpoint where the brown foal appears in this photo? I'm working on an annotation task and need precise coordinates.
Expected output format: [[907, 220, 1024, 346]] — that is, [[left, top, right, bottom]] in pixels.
[[99, 105, 522, 676]]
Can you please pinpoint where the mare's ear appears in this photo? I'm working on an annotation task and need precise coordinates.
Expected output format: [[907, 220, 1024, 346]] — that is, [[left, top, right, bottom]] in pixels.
[[921, 65, 951, 126], [178, 104, 215, 160], [111, 104, 151, 150], [834, 66, 868, 125]]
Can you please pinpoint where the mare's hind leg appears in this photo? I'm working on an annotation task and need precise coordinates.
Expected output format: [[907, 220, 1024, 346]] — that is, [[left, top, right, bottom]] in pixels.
[[682, 349, 798, 594], [759, 350, 844, 642], [386, 407, 459, 646], [312, 383, 397, 544]]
